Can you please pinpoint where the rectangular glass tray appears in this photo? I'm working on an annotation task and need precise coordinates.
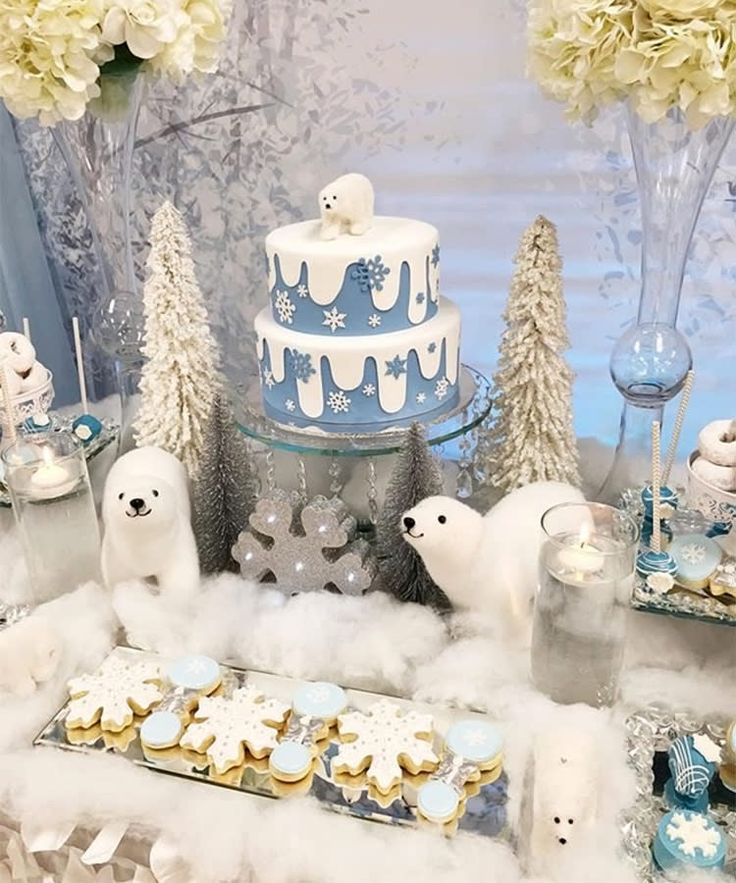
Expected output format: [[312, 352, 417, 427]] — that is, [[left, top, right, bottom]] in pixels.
[[622, 706, 736, 882], [34, 647, 509, 839], [631, 574, 736, 628]]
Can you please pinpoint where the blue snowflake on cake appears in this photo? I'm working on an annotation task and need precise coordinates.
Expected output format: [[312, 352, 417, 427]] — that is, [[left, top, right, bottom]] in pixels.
[[351, 256, 391, 293], [322, 307, 347, 333], [287, 349, 316, 383], [385, 355, 407, 379], [274, 290, 296, 324], [296, 284, 309, 299], [431, 244, 440, 268], [416, 292, 425, 305], [435, 377, 450, 400], [427, 342, 437, 354], [285, 399, 296, 413], [327, 390, 351, 414], [368, 314, 381, 328], [362, 384, 376, 397]]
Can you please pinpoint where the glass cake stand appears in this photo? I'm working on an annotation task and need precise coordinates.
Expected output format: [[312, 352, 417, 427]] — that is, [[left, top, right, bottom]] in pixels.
[[233, 365, 492, 458], [231, 365, 494, 523]]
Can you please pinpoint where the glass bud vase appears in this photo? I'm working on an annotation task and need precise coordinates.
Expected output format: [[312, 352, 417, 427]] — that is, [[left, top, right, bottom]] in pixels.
[[53, 68, 144, 306], [599, 105, 735, 503]]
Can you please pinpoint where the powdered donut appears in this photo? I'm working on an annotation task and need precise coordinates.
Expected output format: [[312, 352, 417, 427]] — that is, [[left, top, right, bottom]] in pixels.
[[19, 361, 48, 393], [0, 367, 21, 397], [0, 332, 36, 374], [692, 456, 736, 492], [698, 420, 736, 467]]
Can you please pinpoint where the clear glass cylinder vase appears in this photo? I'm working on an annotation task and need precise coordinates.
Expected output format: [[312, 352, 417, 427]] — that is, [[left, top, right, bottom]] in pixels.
[[599, 106, 735, 502], [52, 69, 144, 308], [2, 432, 101, 603]]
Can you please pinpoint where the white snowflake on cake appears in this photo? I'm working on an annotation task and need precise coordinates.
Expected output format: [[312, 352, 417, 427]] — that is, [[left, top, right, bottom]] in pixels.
[[362, 384, 376, 397], [180, 684, 289, 774], [262, 368, 275, 389], [274, 290, 296, 325], [285, 399, 296, 412], [368, 314, 381, 328], [296, 284, 309, 298], [322, 307, 347, 333], [665, 812, 721, 859], [66, 656, 163, 731], [335, 699, 439, 793], [434, 377, 450, 400], [680, 543, 707, 564], [327, 391, 351, 414], [416, 392, 427, 404]]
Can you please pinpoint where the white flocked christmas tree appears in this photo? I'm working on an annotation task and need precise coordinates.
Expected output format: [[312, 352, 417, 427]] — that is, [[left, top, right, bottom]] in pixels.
[[134, 201, 220, 476], [489, 216, 581, 492]]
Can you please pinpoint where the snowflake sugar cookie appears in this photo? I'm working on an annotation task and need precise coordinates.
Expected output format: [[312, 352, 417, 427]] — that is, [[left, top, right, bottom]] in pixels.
[[335, 699, 439, 794], [66, 655, 163, 732], [180, 683, 289, 774]]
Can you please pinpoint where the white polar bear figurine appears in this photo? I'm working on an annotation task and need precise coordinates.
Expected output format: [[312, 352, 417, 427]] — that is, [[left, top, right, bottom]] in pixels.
[[101, 446, 199, 600], [0, 614, 61, 697], [319, 173, 374, 240], [401, 481, 585, 636]]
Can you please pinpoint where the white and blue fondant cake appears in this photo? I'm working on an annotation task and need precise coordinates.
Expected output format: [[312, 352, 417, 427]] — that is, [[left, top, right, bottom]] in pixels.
[[255, 176, 461, 432]]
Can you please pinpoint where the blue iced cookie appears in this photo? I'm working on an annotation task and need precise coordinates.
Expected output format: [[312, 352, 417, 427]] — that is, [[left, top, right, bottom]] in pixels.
[[140, 710, 183, 750], [636, 550, 677, 579], [72, 413, 103, 445], [166, 655, 221, 693], [669, 534, 722, 590], [292, 681, 347, 723], [652, 810, 725, 873], [269, 741, 314, 783], [417, 779, 460, 824], [445, 720, 504, 769], [22, 412, 52, 434]]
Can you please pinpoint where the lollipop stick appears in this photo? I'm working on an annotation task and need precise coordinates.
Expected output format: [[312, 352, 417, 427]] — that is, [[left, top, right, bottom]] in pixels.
[[2, 365, 17, 446], [651, 420, 662, 554], [72, 317, 88, 414], [662, 370, 694, 486], [22, 317, 30, 342]]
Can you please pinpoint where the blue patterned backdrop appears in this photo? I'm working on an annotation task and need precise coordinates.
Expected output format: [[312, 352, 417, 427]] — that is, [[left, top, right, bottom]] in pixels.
[[5, 0, 736, 452]]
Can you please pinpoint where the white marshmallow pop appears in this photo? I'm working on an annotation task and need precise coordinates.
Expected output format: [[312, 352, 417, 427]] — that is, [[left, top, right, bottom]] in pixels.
[[66, 656, 163, 733], [180, 684, 289, 774], [334, 698, 439, 795]]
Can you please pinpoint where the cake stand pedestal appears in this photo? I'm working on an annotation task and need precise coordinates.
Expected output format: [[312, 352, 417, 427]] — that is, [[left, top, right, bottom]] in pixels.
[[231, 365, 494, 527]]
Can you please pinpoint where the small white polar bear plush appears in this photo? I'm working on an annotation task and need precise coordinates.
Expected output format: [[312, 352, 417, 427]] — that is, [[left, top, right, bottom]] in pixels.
[[101, 446, 199, 601], [318, 173, 375, 240], [0, 614, 62, 697], [402, 481, 585, 637]]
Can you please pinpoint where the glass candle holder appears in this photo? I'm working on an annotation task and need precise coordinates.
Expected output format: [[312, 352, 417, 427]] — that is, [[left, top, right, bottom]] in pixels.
[[2, 432, 101, 603], [531, 503, 639, 708]]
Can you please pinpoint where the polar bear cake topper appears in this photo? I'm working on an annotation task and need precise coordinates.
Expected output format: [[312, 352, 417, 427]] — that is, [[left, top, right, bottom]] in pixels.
[[318, 173, 375, 240]]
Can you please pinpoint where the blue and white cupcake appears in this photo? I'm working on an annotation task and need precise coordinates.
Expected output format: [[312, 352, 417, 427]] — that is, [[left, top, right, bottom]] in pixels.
[[652, 810, 725, 873]]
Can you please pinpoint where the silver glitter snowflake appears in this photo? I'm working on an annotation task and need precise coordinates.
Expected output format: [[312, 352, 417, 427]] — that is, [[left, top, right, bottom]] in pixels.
[[274, 290, 296, 324], [233, 491, 374, 596]]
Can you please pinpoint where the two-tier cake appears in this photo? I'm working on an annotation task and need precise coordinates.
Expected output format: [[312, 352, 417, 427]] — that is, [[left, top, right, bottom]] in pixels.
[[254, 174, 462, 433]]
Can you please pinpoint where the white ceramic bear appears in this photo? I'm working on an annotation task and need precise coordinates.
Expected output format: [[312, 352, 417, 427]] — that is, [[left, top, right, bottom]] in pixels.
[[318, 173, 374, 240], [101, 446, 199, 600], [401, 481, 585, 636], [0, 614, 62, 697]]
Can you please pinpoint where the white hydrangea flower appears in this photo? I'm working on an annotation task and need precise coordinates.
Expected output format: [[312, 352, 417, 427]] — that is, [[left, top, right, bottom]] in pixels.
[[0, 0, 112, 126], [102, 0, 186, 60], [151, 0, 231, 77]]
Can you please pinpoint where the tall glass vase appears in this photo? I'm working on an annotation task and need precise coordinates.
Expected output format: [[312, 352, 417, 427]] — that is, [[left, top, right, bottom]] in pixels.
[[53, 69, 144, 309], [598, 105, 734, 503]]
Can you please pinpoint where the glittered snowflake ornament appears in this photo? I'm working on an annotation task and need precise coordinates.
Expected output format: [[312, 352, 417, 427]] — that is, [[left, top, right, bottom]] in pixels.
[[233, 491, 375, 596]]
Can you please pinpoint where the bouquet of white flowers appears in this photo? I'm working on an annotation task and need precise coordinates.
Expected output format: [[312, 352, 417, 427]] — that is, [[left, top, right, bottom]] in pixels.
[[0, 0, 231, 126], [528, 0, 736, 129]]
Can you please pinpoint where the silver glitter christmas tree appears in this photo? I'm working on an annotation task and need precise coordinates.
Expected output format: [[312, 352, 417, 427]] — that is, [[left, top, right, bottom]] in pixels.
[[376, 423, 450, 611], [232, 490, 374, 596], [192, 394, 259, 574]]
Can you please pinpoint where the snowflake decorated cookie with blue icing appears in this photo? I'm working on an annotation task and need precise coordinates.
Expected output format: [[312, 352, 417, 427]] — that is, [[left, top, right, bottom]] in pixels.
[[269, 681, 348, 783], [652, 810, 726, 873], [669, 534, 722, 590]]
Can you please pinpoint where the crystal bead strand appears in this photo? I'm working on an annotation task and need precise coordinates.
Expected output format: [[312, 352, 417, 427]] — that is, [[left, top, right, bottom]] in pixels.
[[456, 408, 473, 499], [264, 448, 276, 493], [296, 455, 308, 501], [328, 457, 343, 498], [366, 458, 379, 525]]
